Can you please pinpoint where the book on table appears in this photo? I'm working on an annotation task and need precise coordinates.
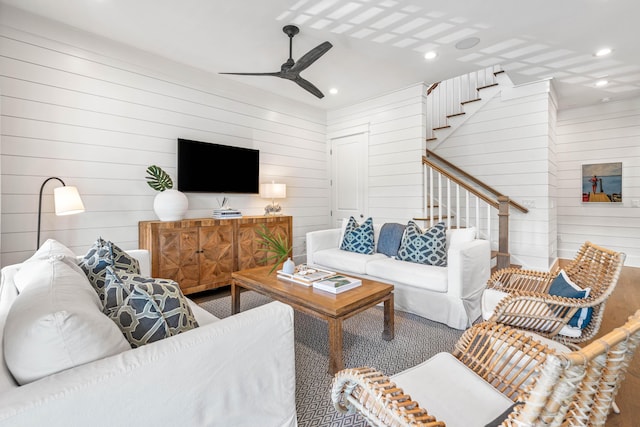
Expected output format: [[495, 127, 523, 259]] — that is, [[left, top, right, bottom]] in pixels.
[[277, 265, 335, 287], [313, 275, 362, 294]]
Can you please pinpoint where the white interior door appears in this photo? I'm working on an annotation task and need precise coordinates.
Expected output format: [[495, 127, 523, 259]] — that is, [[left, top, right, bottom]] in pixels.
[[331, 132, 368, 228]]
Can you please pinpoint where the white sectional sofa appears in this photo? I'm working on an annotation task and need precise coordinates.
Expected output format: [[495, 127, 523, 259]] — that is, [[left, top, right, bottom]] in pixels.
[[306, 224, 491, 329], [0, 246, 297, 427]]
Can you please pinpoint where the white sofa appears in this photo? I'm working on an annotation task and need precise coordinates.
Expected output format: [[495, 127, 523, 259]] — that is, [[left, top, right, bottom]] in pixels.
[[0, 247, 297, 427], [306, 224, 491, 329]]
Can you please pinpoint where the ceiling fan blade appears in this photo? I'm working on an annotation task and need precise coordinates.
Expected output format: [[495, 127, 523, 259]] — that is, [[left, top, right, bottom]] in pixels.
[[219, 72, 282, 76], [294, 76, 324, 99], [289, 41, 333, 73]]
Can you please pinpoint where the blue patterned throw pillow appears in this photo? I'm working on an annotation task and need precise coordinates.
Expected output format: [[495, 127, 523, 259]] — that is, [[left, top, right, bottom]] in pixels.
[[78, 238, 141, 304], [340, 217, 375, 255], [103, 267, 199, 348], [397, 221, 447, 266]]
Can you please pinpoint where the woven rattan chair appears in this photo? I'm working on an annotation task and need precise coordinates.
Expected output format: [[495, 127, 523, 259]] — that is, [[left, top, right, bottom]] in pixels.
[[483, 241, 625, 344], [332, 310, 640, 427]]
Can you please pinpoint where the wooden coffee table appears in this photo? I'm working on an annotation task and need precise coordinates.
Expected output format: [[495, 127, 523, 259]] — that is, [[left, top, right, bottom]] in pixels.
[[231, 266, 394, 374]]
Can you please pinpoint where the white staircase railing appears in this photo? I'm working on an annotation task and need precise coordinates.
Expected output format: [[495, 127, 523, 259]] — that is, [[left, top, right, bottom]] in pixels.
[[426, 65, 503, 141], [418, 151, 529, 270]]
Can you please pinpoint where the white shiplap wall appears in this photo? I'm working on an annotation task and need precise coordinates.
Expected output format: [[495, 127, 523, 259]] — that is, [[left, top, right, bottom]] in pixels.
[[434, 80, 556, 269], [0, 7, 328, 266], [556, 97, 640, 267], [326, 84, 426, 225]]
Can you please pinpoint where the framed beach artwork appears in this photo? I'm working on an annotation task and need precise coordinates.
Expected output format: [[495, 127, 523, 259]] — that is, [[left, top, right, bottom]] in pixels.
[[582, 162, 622, 203]]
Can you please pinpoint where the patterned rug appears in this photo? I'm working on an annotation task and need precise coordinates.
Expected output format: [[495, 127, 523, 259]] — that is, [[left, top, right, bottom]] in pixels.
[[198, 292, 464, 427]]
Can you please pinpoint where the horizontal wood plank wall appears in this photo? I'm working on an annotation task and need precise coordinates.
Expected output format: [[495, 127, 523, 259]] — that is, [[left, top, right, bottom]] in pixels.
[[556, 97, 640, 267], [434, 80, 556, 270], [0, 8, 327, 267], [326, 84, 426, 226]]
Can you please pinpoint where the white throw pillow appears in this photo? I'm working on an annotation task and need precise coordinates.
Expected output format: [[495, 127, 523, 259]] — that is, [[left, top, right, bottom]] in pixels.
[[3, 258, 130, 385], [14, 239, 78, 293]]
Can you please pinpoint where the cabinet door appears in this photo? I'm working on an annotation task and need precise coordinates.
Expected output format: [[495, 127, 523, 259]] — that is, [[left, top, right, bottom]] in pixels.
[[237, 218, 291, 270], [157, 227, 200, 291], [199, 224, 234, 287]]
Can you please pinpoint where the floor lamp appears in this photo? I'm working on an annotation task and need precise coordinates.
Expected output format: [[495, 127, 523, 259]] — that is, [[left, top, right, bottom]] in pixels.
[[37, 177, 85, 249]]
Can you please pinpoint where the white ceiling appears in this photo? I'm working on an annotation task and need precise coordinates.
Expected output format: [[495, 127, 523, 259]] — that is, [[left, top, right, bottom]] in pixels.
[[2, 0, 639, 110]]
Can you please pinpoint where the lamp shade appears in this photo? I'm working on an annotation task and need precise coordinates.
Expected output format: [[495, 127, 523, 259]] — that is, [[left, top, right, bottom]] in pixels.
[[260, 182, 286, 199], [53, 186, 85, 216]]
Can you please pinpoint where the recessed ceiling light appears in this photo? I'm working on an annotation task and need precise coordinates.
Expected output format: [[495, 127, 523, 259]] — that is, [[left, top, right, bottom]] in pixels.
[[424, 51, 437, 60], [455, 37, 480, 50], [594, 48, 612, 57], [595, 80, 609, 87], [329, 88, 338, 95]]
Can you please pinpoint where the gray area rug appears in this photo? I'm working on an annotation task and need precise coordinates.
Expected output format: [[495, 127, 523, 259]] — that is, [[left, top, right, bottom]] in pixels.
[[198, 292, 464, 427]]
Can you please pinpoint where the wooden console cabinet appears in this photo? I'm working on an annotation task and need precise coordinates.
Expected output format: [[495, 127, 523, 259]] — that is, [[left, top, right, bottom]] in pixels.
[[139, 216, 292, 295]]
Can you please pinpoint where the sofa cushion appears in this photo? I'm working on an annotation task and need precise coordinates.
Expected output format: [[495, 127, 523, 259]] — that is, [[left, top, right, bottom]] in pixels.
[[392, 352, 514, 427], [3, 258, 131, 385], [313, 248, 387, 275], [376, 223, 406, 257], [446, 227, 476, 250], [366, 257, 449, 292], [548, 270, 592, 328], [14, 239, 77, 292], [397, 221, 447, 267], [78, 238, 141, 303], [340, 217, 375, 255], [103, 268, 199, 348]]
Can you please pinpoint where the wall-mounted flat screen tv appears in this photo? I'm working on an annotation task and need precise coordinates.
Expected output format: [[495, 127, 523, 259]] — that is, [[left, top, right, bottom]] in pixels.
[[177, 138, 260, 194]]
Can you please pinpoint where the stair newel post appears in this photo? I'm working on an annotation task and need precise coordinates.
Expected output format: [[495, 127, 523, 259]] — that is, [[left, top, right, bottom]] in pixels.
[[497, 196, 510, 270]]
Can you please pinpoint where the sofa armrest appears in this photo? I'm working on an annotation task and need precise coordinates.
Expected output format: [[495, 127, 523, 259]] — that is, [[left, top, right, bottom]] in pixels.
[[306, 228, 341, 265], [447, 239, 491, 299], [0, 302, 297, 427]]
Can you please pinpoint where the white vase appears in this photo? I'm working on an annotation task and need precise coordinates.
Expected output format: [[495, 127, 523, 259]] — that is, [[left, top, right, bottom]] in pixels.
[[283, 257, 295, 274], [153, 189, 188, 221]]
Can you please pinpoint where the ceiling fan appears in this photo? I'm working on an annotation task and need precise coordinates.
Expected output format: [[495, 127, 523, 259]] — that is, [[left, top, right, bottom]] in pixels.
[[220, 25, 333, 98]]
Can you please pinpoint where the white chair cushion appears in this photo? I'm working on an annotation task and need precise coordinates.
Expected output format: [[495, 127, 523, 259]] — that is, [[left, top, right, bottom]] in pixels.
[[312, 248, 387, 275], [366, 258, 448, 292], [482, 289, 583, 339], [3, 258, 131, 385], [392, 352, 514, 427]]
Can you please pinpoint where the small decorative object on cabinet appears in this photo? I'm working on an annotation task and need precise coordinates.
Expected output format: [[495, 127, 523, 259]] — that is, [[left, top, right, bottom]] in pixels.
[[146, 165, 188, 221], [139, 216, 292, 295]]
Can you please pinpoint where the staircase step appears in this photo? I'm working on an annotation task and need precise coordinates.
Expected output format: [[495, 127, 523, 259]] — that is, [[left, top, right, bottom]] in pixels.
[[446, 112, 466, 118], [432, 125, 451, 131], [461, 98, 481, 105], [477, 83, 498, 90], [426, 137, 438, 142], [494, 70, 505, 76], [413, 215, 454, 221]]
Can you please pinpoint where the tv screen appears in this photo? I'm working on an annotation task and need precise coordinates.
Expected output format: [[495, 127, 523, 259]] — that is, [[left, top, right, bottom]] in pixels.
[[177, 139, 259, 193]]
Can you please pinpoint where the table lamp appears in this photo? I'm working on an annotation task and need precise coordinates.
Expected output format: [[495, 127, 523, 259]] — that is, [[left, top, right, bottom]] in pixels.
[[260, 181, 286, 215]]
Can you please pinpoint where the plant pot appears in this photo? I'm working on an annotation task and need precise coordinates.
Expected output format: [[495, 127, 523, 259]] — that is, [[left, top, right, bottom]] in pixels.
[[153, 189, 188, 221]]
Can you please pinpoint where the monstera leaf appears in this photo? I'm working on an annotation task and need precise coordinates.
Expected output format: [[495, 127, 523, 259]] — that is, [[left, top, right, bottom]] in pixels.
[[145, 165, 173, 192]]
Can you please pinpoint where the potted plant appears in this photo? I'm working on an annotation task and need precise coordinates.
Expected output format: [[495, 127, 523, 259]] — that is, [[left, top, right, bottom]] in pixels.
[[146, 165, 188, 221], [256, 224, 293, 274]]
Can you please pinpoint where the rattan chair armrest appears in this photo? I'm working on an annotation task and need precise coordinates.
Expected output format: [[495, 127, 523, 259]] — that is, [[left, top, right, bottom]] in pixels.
[[487, 268, 555, 293], [331, 367, 445, 427], [453, 322, 554, 401]]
